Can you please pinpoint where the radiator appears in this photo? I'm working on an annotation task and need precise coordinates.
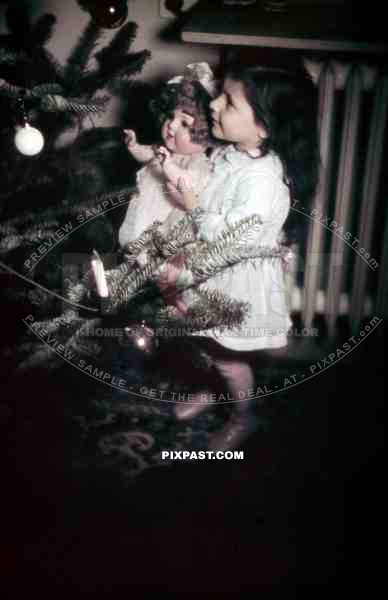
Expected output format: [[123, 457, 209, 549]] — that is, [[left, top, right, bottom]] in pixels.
[[284, 59, 388, 338]]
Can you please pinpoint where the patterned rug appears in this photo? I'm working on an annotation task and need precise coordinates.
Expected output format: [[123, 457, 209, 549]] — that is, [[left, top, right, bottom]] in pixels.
[[4, 332, 313, 488]]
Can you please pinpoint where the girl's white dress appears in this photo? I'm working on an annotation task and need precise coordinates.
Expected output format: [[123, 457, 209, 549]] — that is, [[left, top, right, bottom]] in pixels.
[[184, 144, 292, 352], [118, 152, 211, 250]]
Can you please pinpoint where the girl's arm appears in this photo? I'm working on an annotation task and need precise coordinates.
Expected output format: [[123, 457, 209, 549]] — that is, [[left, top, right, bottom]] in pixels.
[[165, 182, 198, 211], [191, 168, 288, 243], [124, 129, 156, 164]]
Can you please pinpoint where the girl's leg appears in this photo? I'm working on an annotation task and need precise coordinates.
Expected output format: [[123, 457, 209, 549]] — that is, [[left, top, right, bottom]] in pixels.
[[174, 350, 259, 450], [207, 357, 258, 451], [174, 355, 255, 421], [214, 357, 255, 411]]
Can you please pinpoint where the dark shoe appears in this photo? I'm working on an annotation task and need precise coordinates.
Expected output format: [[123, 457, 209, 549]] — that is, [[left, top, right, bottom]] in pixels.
[[174, 391, 213, 421], [208, 412, 258, 452]]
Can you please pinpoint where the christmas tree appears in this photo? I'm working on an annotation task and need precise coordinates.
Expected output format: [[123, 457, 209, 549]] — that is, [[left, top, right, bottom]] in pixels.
[[0, 1, 153, 352], [0, 4, 294, 483], [0, 1, 194, 484]]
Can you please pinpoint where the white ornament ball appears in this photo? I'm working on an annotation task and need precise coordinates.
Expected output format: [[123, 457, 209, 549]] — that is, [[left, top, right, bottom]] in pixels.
[[14, 124, 44, 156]]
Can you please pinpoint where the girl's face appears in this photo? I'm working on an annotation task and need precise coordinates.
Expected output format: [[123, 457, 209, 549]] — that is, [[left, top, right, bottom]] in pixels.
[[161, 108, 205, 155], [210, 78, 267, 152]]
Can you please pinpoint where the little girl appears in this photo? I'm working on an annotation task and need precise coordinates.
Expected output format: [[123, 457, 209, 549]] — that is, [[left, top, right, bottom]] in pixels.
[[117, 62, 217, 263], [162, 56, 319, 450]]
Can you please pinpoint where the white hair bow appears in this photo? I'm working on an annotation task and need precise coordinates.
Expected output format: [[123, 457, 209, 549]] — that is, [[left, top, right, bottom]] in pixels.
[[167, 62, 217, 98]]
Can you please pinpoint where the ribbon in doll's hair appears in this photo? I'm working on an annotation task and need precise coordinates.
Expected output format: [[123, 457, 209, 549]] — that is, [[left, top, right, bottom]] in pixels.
[[167, 62, 217, 98]]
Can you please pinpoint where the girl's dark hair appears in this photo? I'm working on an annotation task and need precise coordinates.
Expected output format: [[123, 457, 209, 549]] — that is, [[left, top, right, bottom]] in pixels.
[[149, 78, 214, 146], [225, 57, 320, 242]]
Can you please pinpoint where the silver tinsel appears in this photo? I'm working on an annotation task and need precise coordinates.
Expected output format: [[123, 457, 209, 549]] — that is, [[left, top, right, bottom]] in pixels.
[[101, 212, 291, 331], [40, 94, 109, 114], [0, 78, 108, 114], [11, 213, 291, 369]]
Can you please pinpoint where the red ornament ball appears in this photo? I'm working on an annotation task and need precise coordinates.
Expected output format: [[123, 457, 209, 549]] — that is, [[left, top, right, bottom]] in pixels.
[[88, 1, 128, 28]]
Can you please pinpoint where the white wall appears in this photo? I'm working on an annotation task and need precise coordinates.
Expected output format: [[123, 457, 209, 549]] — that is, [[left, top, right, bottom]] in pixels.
[[1, 0, 219, 128]]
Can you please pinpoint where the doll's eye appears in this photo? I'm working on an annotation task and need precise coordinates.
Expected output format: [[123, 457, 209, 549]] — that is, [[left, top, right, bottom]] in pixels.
[[181, 119, 194, 130]]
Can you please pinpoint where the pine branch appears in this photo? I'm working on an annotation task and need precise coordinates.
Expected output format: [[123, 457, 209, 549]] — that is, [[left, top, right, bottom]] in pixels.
[[0, 209, 58, 231], [0, 200, 98, 234], [0, 184, 133, 256], [0, 79, 62, 100], [39, 48, 65, 82], [0, 170, 62, 203], [102, 213, 289, 321], [153, 286, 250, 332], [0, 222, 61, 253], [94, 21, 138, 74], [64, 19, 103, 91], [12, 270, 104, 372], [111, 50, 152, 80], [0, 48, 27, 65], [89, 186, 135, 205], [16, 312, 100, 373], [29, 14, 56, 48], [0, 78, 29, 98], [4, 4, 32, 43], [32, 83, 64, 97], [81, 50, 151, 94]]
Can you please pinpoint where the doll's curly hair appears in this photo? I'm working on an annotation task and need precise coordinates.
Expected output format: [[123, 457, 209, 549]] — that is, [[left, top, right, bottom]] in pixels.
[[149, 78, 214, 146]]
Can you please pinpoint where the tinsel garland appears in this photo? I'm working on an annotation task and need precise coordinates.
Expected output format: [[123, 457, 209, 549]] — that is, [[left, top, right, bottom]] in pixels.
[[40, 94, 109, 114], [8, 213, 292, 371], [0, 78, 108, 114], [101, 211, 291, 331]]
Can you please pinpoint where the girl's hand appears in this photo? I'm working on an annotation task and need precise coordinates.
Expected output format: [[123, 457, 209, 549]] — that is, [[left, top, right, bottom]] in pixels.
[[123, 129, 137, 149], [157, 254, 189, 316]]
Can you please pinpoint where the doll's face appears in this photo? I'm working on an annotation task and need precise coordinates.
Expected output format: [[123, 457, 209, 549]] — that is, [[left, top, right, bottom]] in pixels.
[[161, 108, 205, 155]]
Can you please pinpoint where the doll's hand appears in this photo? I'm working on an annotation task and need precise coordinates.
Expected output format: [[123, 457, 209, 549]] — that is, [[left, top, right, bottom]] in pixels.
[[156, 146, 171, 162], [155, 146, 171, 165], [123, 129, 137, 150]]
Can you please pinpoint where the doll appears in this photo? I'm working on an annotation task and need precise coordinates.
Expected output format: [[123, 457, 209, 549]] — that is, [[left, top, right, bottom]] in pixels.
[[117, 62, 217, 263], [91, 63, 217, 299]]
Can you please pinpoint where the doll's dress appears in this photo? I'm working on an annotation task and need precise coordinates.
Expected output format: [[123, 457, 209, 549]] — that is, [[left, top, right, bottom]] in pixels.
[[118, 151, 211, 253]]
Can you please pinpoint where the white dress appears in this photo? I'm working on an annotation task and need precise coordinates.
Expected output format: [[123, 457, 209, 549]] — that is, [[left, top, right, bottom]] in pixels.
[[184, 144, 292, 352], [118, 151, 211, 249]]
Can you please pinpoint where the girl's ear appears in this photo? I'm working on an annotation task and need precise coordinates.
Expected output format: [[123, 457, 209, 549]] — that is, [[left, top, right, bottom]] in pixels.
[[256, 122, 268, 141]]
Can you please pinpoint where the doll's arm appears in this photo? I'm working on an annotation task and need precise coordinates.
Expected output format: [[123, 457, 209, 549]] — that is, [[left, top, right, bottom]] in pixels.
[[124, 129, 155, 164], [157, 147, 195, 190], [157, 147, 198, 210]]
